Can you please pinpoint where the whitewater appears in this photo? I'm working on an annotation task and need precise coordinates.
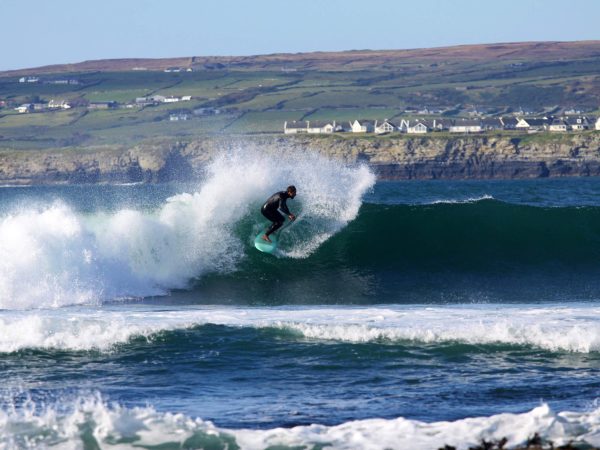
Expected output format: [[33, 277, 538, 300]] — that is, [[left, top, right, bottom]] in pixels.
[[3, 304, 600, 354], [0, 149, 374, 309], [3, 398, 600, 450], [3, 148, 600, 449]]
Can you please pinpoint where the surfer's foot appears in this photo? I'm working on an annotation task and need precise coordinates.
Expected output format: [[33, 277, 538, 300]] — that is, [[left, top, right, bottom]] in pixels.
[[262, 234, 272, 243]]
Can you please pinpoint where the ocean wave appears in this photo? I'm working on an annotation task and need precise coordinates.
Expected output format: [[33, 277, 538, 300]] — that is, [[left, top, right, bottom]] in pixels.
[[307, 199, 600, 272], [3, 305, 600, 354], [1, 394, 600, 449], [0, 149, 374, 310], [5, 162, 600, 311]]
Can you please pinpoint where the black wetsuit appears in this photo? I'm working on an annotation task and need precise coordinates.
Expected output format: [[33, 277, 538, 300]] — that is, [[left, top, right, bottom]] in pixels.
[[261, 191, 292, 236]]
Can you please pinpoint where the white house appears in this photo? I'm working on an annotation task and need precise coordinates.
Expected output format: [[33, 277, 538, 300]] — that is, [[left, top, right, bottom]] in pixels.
[[407, 120, 429, 134], [548, 118, 568, 132], [163, 96, 180, 103], [307, 120, 336, 134], [350, 120, 375, 133], [14, 104, 32, 113], [516, 117, 550, 132], [48, 99, 71, 110], [596, 117, 600, 131], [449, 119, 483, 133], [181, 96, 192, 101], [374, 120, 396, 134], [284, 121, 308, 134], [566, 116, 590, 131]]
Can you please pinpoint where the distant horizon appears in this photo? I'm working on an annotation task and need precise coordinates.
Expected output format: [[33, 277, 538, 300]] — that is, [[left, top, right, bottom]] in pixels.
[[3, 0, 599, 71], [3, 38, 600, 74]]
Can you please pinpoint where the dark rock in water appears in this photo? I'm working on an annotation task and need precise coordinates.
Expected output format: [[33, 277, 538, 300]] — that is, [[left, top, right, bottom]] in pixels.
[[438, 433, 594, 450], [156, 150, 195, 182]]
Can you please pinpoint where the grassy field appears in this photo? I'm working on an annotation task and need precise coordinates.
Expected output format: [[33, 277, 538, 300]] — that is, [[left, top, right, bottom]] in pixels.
[[305, 108, 402, 122], [0, 41, 599, 149], [225, 111, 304, 133], [0, 109, 80, 128]]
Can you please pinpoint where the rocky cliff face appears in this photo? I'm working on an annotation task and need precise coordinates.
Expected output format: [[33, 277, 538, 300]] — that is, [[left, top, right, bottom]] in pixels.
[[1, 133, 600, 184]]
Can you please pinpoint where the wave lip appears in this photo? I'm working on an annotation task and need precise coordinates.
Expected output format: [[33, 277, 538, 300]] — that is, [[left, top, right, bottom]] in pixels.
[[429, 194, 495, 204], [276, 307, 600, 353], [1, 396, 600, 449], [3, 304, 600, 354]]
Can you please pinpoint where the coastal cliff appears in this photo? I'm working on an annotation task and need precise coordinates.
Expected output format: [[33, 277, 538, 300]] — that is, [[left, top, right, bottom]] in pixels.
[[1, 133, 600, 184]]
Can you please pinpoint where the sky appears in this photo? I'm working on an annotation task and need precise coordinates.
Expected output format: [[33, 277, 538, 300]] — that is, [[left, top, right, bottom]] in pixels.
[[2, 0, 599, 71]]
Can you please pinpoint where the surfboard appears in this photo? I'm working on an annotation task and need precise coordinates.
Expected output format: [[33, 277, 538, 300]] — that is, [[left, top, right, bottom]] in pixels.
[[254, 231, 278, 253]]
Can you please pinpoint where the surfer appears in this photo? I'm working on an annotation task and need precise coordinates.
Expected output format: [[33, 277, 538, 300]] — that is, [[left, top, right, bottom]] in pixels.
[[261, 185, 297, 243]]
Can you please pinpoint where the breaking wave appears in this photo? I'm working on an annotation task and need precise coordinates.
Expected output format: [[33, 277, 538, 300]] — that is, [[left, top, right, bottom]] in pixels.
[[0, 149, 375, 309], [2, 304, 600, 354], [1, 395, 600, 450]]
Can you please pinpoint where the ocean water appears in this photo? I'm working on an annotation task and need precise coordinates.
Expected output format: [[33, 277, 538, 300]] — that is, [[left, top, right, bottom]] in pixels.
[[3, 149, 600, 449]]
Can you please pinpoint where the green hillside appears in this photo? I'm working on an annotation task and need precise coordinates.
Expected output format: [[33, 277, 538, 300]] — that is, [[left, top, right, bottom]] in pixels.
[[0, 41, 599, 149]]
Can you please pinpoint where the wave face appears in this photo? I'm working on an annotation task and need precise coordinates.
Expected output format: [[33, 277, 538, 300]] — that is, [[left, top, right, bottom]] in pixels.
[[1, 396, 600, 450], [328, 199, 600, 268], [191, 199, 600, 305], [0, 149, 375, 309], [5, 188, 600, 308]]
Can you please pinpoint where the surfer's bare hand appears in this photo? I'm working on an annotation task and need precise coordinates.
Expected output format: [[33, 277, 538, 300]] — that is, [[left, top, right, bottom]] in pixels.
[[289, 214, 296, 221]]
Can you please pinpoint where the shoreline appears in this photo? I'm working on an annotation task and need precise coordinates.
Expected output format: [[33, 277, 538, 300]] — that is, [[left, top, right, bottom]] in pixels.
[[1, 133, 600, 185]]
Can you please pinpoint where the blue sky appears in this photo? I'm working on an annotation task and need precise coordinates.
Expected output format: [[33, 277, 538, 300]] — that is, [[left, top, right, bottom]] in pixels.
[[2, 0, 599, 71]]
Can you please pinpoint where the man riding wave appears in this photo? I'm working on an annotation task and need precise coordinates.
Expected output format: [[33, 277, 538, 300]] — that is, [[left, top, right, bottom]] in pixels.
[[261, 185, 296, 243]]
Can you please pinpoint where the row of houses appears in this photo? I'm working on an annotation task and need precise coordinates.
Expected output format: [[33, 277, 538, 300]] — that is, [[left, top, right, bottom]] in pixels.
[[14, 99, 72, 113], [284, 116, 600, 134], [14, 100, 114, 113], [134, 95, 192, 106], [18, 76, 80, 85], [12, 94, 195, 113], [164, 67, 194, 73]]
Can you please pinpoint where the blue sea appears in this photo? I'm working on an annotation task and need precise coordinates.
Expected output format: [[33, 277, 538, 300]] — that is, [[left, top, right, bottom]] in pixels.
[[3, 150, 600, 449]]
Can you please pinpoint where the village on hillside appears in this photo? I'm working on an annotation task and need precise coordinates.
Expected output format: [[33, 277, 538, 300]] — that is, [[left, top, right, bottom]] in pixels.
[[4, 75, 203, 121], [285, 115, 600, 135], [3, 73, 600, 136]]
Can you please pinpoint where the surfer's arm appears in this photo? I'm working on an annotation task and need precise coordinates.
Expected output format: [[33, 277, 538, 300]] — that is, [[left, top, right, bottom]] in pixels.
[[277, 203, 295, 221], [278, 198, 291, 216], [278, 199, 296, 221]]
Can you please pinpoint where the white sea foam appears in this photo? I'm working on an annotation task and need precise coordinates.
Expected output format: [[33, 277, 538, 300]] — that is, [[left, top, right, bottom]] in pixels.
[[429, 194, 494, 204], [233, 403, 600, 450], [2, 395, 600, 449], [0, 148, 375, 310], [3, 304, 600, 353]]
